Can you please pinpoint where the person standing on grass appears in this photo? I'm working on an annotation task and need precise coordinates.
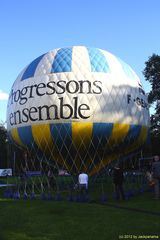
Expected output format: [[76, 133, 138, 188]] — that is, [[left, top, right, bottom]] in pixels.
[[113, 163, 125, 200], [146, 160, 154, 186], [78, 172, 88, 194], [47, 169, 54, 188], [152, 155, 160, 199]]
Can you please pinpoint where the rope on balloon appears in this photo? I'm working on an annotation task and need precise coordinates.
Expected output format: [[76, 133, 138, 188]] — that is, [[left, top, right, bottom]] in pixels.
[[4, 125, 149, 202]]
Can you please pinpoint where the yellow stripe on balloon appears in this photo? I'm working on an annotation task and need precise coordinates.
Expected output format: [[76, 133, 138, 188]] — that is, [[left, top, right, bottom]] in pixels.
[[72, 122, 93, 171], [72, 122, 93, 146], [32, 124, 53, 151], [32, 124, 70, 170], [107, 123, 130, 146], [10, 128, 24, 147]]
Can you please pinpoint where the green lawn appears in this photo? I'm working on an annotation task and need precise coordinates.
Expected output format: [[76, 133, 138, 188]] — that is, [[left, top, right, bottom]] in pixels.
[[0, 192, 160, 240]]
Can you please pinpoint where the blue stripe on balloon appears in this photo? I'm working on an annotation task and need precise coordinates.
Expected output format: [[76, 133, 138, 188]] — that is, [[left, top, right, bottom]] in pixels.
[[51, 47, 73, 73], [21, 54, 45, 80], [50, 123, 77, 171], [87, 123, 113, 171], [123, 124, 141, 145], [92, 123, 113, 145], [117, 57, 136, 79], [50, 123, 74, 168], [87, 48, 110, 72], [17, 126, 35, 147]]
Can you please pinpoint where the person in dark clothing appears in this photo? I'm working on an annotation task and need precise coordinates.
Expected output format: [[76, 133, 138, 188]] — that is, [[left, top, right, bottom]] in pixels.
[[146, 160, 154, 186], [47, 168, 56, 190], [152, 155, 160, 199], [113, 164, 125, 200]]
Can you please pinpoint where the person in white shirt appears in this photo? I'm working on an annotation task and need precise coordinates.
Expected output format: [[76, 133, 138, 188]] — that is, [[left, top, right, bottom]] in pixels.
[[78, 172, 88, 191]]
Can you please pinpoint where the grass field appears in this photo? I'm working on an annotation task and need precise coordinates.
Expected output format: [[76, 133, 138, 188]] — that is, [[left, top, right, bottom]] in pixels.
[[0, 191, 160, 240]]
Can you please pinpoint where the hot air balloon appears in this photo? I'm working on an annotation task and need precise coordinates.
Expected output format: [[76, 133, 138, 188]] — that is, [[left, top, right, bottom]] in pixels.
[[7, 46, 150, 176]]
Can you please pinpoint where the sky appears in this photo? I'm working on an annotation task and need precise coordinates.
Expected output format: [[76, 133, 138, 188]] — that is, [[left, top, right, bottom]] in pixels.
[[0, 0, 160, 124]]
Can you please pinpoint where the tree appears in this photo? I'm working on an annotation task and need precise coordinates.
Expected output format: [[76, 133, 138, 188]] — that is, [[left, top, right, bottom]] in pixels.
[[0, 124, 8, 168], [0, 124, 25, 172], [143, 54, 160, 154]]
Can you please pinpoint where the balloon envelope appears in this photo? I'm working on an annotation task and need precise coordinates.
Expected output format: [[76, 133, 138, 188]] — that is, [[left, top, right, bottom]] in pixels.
[[7, 46, 150, 175]]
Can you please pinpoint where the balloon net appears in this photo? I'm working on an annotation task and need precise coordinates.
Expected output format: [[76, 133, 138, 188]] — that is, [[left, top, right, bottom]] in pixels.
[[3, 126, 151, 201]]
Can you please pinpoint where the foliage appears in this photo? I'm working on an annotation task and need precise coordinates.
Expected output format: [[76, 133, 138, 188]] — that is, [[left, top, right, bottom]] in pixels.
[[0, 124, 7, 144], [0, 124, 8, 168], [143, 54, 160, 153], [143, 54, 160, 104]]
